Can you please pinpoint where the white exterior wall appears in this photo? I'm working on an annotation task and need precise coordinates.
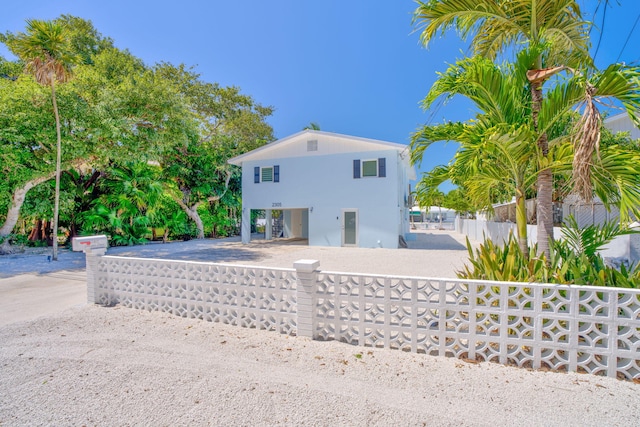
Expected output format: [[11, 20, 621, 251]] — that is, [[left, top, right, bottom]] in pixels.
[[604, 113, 640, 140], [242, 149, 403, 248]]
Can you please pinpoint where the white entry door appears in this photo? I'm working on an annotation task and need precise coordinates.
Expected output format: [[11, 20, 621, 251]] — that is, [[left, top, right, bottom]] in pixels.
[[341, 209, 358, 247]]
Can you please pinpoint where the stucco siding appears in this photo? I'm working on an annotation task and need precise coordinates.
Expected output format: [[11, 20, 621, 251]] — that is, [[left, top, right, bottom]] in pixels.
[[242, 149, 403, 248]]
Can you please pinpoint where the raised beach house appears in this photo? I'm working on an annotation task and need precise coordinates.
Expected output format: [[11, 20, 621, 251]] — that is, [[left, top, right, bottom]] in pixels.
[[228, 130, 416, 248]]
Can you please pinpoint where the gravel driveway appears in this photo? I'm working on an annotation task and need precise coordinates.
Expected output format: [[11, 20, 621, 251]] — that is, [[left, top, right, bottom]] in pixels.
[[2, 230, 637, 426]]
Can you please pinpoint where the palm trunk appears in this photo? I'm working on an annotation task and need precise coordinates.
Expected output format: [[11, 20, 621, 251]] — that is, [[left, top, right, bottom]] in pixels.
[[51, 80, 62, 261], [531, 81, 553, 261], [515, 187, 528, 258]]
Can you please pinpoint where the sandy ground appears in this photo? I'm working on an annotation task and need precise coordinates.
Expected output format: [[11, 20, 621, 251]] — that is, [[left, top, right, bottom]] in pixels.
[[1, 230, 639, 426]]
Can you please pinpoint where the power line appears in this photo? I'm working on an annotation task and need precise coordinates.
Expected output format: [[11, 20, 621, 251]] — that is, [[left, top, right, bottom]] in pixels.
[[588, 1, 601, 36], [593, 0, 608, 61], [616, 12, 640, 63]]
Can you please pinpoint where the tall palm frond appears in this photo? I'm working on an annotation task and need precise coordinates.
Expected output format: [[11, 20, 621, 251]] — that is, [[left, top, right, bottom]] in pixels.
[[413, 0, 591, 68]]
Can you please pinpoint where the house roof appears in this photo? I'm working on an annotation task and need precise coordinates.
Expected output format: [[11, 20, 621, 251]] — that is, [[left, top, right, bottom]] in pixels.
[[227, 130, 411, 166]]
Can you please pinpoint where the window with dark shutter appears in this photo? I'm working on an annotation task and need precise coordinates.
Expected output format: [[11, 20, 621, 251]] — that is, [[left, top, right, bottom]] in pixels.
[[274, 165, 280, 182], [254, 166, 260, 183], [362, 160, 378, 177], [353, 159, 361, 179], [378, 157, 386, 177]]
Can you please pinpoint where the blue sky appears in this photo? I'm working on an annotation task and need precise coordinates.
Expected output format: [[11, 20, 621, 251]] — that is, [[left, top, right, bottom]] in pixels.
[[2, 1, 640, 187]]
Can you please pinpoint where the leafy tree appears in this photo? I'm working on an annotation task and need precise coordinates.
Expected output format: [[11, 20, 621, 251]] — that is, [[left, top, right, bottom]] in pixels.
[[157, 64, 274, 239], [0, 17, 195, 246], [2, 19, 77, 259], [443, 188, 475, 217]]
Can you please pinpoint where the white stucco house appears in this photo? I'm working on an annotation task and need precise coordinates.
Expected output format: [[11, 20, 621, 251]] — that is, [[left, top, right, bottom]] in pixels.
[[604, 112, 640, 140], [228, 130, 416, 248]]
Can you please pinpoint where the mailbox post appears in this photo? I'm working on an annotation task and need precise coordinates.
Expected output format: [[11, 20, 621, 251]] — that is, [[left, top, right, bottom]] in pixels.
[[71, 235, 108, 256], [72, 235, 108, 304]]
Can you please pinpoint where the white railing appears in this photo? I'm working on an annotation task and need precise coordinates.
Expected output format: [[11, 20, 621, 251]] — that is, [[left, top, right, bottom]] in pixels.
[[86, 254, 640, 380]]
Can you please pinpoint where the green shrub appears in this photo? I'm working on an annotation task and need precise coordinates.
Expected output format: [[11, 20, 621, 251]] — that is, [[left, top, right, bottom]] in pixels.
[[458, 219, 640, 288]]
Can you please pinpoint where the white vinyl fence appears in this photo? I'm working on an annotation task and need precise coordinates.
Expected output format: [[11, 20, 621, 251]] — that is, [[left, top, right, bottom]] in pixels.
[[85, 253, 640, 380]]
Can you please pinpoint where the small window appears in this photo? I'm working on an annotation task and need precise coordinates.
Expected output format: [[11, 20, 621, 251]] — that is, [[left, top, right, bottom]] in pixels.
[[255, 165, 279, 183], [354, 157, 386, 179], [261, 167, 273, 182], [362, 160, 378, 177], [307, 140, 318, 151]]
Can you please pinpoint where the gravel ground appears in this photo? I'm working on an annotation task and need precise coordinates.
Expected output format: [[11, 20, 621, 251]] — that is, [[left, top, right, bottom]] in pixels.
[[0, 230, 473, 278], [1, 231, 639, 426], [1, 306, 638, 426]]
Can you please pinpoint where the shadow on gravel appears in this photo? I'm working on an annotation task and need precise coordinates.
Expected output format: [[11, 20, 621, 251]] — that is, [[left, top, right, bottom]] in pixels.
[[110, 246, 264, 263], [406, 233, 466, 251], [0, 237, 260, 277]]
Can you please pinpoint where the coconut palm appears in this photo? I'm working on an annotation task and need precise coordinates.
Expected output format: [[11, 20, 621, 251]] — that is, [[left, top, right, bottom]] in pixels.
[[4, 19, 76, 260], [413, 0, 592, 258]]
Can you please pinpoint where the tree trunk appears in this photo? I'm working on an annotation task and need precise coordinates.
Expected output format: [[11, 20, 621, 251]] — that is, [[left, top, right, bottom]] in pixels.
[[190, 208, 205, 239], [174, 199, 205, 239], [0, 173, 56, 237], [171, 172, 233, 240], [51, 80, 63, 261], [515, 188, 528, 258], [28, 219, 43, 241], [531, 81, 553, 261]]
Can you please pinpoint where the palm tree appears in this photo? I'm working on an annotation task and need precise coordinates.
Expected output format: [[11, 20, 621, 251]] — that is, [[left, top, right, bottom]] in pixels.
[[412, 54, 538, 255], [413, 0, 592, 259], [4, 19, 76, 260], [412, 53, 640, 258], [303, 122, 321, 131]]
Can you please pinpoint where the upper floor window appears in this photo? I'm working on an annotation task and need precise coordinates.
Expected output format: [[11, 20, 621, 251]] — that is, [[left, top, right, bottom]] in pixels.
[[262, 167, 273, 182], [353, 158, 386, 179], [254, 165, 280, 183]]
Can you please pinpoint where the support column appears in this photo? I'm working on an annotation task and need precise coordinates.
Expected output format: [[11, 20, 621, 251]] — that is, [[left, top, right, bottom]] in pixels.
[[294, 259, 320, 338], [85, 247, 106, 304], [241, 207, 251, 244], [266, 209, 273, 240]]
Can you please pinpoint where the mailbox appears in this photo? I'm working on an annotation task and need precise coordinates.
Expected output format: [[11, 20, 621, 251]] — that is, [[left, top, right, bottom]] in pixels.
[[72, 235, 109, 253]]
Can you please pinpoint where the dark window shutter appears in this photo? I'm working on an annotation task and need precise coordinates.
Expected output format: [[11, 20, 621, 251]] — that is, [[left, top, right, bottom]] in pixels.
[[353, 159, 361, 179], [254, 166, 260, 183], [378, 157, 386, 177], [274, 165, 280, 182]]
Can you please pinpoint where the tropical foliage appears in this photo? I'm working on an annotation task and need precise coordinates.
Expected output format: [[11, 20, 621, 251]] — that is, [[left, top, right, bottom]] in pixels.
[[412, 0, 640, 263], [459, 218, 640, 288], [0, 16, 273, 251]]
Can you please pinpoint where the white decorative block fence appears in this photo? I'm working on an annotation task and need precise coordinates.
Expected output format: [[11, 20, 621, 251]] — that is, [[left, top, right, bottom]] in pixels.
[[91, 255, 297, 335], [87, 254, 640, 380]]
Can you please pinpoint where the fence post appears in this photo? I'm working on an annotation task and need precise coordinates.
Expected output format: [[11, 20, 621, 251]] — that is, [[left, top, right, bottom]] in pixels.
[[72, 235, 108, 305], [294, 259, 320, 339], [85, 247, 107, 304]]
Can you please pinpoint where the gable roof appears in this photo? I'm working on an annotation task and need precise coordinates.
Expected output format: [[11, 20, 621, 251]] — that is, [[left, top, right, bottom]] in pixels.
[[228, 130, 410, 166]]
